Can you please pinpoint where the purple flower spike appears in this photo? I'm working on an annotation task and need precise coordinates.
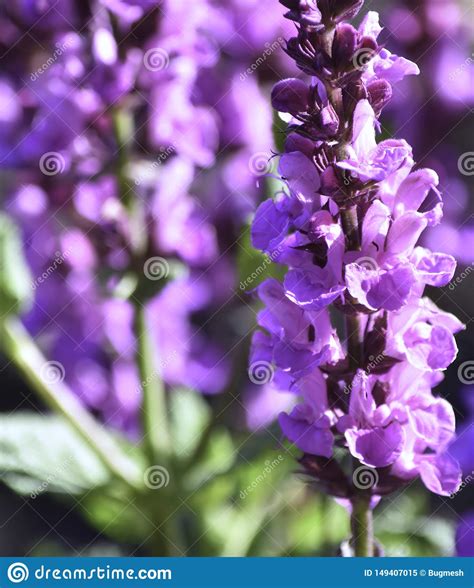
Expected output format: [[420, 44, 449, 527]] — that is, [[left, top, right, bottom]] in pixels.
[[250, 0, 464, 522]]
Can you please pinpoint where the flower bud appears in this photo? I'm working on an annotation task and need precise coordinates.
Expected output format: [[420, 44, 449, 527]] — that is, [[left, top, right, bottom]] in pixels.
[[280, 0, 323, 29], [367, 79, 393, 116], [318, 103, 339, 136], [332, 23, 358, 66], [284, 133, 315, 157], [271, 78, 310, 115]]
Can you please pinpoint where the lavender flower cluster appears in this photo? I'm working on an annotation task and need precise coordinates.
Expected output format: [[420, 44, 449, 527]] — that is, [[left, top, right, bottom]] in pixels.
[[250, 0, 464, 501]]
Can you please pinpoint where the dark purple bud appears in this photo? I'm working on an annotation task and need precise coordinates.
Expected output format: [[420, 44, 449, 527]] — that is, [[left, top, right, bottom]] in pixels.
[[334, 0, 364, 22], [271, 78, 310, 115], [284, 132, 315, 157], [320, 164, 339, 194], [367, 79, 393, 115], [317, 0, 364, 24], [359, 36, 378, 53], [343, 81, 367, 121], [332, 23, 358, 66], [351, 38, 378, 71], [280, 0, 323, 29], [318, 103, 339, 136]]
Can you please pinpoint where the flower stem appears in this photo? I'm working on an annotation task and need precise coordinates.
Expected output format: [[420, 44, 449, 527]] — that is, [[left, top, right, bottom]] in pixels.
[[340, 208, 374, 556], [345, 310, 373, 556], [134, 303, 171, 464], [351, 492, 374, 556], [112, 107, 147, 255], [0, 316, 143, 490]]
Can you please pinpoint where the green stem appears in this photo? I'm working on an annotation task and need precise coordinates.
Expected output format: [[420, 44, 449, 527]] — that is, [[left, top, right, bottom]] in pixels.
[[134, 303, 170, 464], [340, 206, 360, 251], [345, 313, 363, 371], [112, 107, 134, 209], [0, 317, 143, 490], [112, 107, 147, 256], [351, 492, 374, 556], [341, 205, 373, 556]]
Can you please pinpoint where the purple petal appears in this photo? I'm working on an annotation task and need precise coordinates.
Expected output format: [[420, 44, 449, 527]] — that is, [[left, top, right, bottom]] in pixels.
[[412, 248, 456, 287], [285, 268, 345, 310], [408, 399, 456, 447], [346, 421, 404, 467], [279, 410, 333, 458], [278, 152, 320, 200], [251, 198, 290, 253], [418, 453, 462, 496]]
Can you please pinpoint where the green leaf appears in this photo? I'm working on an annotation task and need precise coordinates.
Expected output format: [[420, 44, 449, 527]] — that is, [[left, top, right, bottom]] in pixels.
[[0, 214, 33, 318], [183, 428, 235, 490], [0, 413, 110, 497], [79, 489, 155, 544]]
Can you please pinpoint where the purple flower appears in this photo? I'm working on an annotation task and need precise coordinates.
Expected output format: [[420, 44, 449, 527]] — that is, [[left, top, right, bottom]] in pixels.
[[386, 299, 464, 371], [338, 101, 413, 184], [278, 370, 334, 458], [249, 0, 464, 510]]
